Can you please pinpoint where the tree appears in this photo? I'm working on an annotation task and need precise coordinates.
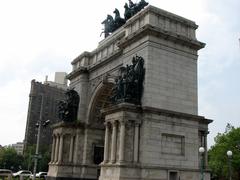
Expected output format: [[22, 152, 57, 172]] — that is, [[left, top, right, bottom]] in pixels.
[[0, 144, 51, 173], [208, 124, 240, 179], [22, 145, 36, 171], [38, 148, 51, 172], [23, 144, 51, 172], [0, 147, 23, 171]]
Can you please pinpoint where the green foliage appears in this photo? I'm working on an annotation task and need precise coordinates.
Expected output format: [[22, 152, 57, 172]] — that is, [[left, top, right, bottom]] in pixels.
[[0, 144, 51, 173], [23, 144, 51, 172], [0, 147, 23, 171], [208, 124, 240, 179], [22, 145, 36, 170], [38, 144, 51, 172]]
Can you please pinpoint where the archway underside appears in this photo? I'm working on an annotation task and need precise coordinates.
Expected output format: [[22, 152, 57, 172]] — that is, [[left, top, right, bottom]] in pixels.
[[89, 83, 114, 128]]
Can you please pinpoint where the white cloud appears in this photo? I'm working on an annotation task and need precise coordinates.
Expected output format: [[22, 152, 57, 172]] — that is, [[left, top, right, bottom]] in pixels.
[[0, 79, 29, 145]]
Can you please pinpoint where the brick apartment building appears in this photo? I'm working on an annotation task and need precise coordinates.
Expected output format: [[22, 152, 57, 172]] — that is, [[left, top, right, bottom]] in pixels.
[[23, 72, 67, 152]]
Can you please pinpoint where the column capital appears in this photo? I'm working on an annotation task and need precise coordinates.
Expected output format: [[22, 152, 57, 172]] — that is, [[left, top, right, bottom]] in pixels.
[[104, 121, 110, 127], [111, 120, 118, 127], [134, 121, 141, 126], [59, 134, 64, 138], [199, 130, 209, 136], [119, 119, 127, 126]]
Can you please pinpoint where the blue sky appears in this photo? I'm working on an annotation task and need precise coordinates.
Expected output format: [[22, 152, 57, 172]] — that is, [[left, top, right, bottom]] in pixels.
[[0, 0, 239, 147]]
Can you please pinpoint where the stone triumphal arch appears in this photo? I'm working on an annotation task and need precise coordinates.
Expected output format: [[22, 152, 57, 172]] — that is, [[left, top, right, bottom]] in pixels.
[[47, 3, 212, 180]]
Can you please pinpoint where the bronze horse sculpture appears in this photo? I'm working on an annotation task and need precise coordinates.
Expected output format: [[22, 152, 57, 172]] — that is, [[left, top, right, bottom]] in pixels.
[[101, 9, 125, 38], [101, 0, 148, 38], [124, 3, 135, 20], [113, 8, 126, 28], [124, 0, 149, 20]]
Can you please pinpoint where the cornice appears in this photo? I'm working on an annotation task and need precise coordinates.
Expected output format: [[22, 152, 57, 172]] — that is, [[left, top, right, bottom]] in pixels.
[[71, 51, 91, 65], [142, 106, 213, 124], [118, 24, 205, 50], [66, 66, 88, 80], [101, 103, 213, 124]]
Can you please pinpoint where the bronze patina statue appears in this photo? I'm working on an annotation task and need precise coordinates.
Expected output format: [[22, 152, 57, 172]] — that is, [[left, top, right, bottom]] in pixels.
[[113, 8, 126, 29], [124, 0, 149, 20], [101, 9, 125, 38], [110, 55, 145, 105], [101, 0, 148, 38], [58, 89, 79, 122], [101, 14, 115, 38]]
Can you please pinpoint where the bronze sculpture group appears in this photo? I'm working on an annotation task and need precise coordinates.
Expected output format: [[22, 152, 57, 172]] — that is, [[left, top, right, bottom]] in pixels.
[[101, 0, 148, 38], [58, 89, 79, 122], [110, 55, 145, 105]]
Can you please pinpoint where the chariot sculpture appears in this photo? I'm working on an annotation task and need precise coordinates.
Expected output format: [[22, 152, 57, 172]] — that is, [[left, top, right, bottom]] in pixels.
[[101, 0, 148, 38]]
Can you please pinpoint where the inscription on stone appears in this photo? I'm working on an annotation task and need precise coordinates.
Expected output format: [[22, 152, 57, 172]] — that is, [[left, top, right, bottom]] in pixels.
[[161, 134, 185, 155]]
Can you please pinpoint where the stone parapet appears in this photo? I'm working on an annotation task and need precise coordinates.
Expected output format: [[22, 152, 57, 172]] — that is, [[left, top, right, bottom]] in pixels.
[[124, 5, 199, 39]]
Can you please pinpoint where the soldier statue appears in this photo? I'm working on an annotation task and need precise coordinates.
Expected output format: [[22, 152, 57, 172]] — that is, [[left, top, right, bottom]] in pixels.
[[58, 89, 80, 122]]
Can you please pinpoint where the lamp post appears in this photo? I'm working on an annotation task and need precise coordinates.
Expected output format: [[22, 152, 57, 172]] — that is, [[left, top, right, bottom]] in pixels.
[[199, 147, 205, 180], [227, 150, 232, 180], [32, 95, 50, 180]]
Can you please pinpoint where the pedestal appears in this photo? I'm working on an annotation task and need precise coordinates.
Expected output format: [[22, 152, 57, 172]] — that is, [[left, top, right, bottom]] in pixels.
[[99, 103, 212, 180], [47, 122, 99, 180]]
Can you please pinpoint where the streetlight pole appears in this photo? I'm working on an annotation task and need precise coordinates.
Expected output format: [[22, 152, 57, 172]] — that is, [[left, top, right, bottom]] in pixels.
[[227, 150, 232, 180], [33, 95, 44, 180], [199, 147, 205, 180]]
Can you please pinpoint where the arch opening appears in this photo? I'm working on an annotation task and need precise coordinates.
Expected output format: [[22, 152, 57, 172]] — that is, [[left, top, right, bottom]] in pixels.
[[88, 82, 114, 128]]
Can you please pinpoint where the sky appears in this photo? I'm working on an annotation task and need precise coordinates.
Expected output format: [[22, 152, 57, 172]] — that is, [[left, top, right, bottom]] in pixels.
[[0, 0, 239, 148]]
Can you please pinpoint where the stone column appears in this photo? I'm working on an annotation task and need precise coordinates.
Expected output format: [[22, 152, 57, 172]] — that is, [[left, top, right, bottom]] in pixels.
[[69, 135, 75, 163], [50, 135, 56, 163], [110, 121, 117, 163], [58, 134, 64, 163], [54, 134, 59, 163], [103, 122, 110, 163], [119, 120, 126, 163], [73, 131, 79, 164], [134, 123, 140, 163]]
